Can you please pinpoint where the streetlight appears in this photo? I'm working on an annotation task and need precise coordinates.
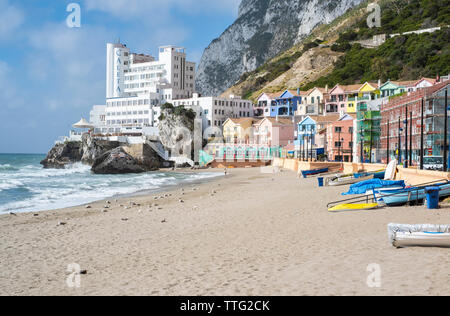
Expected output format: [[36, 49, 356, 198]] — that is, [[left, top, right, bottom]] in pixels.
[[404, 116, 408, 168], [338, 129, 341, 162], [398, 116, 403, 165], [360, 129, 364, 163], [444, 89, 448, 171]]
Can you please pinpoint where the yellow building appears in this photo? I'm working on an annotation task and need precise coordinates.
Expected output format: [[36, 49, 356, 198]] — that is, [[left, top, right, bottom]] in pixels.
[[358, 82, 380, 101], [222, 117, 260, 144], [343, 84, 363, 114]]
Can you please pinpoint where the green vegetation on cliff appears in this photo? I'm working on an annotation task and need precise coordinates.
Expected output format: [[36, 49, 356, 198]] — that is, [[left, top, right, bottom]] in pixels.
[[303, 28, 449, 90], [302, 0, 449, 89], [233, 0, 449, 99]]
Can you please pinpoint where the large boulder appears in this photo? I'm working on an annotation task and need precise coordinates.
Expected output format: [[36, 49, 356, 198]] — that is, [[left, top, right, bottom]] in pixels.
[[81, 133, 121, 165], [136, 143, 165, 170], [40, 141, 83, 169], [91, 147, 149, 174]]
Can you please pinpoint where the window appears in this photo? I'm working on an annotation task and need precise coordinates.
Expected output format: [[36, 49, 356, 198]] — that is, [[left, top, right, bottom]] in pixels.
[[335, 127, 342, 133]]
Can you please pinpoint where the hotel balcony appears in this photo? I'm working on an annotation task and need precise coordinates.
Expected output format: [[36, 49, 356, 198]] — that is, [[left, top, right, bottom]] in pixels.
[[254, 108, 264, 117], [325, 103, 339, 113]]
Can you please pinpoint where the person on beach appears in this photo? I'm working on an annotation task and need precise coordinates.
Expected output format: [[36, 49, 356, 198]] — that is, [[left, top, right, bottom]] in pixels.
[[224, 168, 228, 176]]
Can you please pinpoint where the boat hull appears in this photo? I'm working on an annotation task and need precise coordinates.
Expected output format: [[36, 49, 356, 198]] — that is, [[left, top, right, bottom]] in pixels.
[[328, 174, 374, 186], [393, 232, 450, 248], [378, 183, 450, 206], [301, 168, 329, 178]]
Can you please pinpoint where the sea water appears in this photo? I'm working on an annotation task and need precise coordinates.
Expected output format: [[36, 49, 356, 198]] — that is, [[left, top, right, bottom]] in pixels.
[[0, 153, 221, 214]]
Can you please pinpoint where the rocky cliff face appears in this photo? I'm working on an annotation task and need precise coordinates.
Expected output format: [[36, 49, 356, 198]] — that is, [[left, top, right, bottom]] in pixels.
[[41, 135, 168, 174], [81, 134, 120, 165], [91, 146, 162, 174], [40, 141, 83, 169], [158, 105, 195, 158], [196, 0, 364, 96]]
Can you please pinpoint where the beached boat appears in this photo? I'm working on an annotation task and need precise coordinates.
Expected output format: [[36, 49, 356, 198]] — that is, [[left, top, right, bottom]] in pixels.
[[328, 202, 379, 212], [301, 168, 329, 178], [327, 173, 374, 186], [377, 182, 450, 206], [393, 232, 450, 248], [342, 179, 406, 196], [388, 223, 450, 248]]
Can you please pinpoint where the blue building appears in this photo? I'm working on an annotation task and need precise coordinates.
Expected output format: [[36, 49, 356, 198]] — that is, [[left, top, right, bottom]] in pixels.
[[295, 116, 317, 149], [272, 90, 301, 117]]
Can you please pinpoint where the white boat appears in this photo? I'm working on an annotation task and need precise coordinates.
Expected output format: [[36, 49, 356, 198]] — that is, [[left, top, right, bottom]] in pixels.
[[378, 183, 450, 206], [365, 186, 406, 200], [388, 223, 450, 248], [393, 232, 450, 248], [328, 174, 374, 186]]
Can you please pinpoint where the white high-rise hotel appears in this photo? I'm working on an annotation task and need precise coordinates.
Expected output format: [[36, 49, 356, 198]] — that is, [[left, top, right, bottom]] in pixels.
[[92, 41, 196, 134], [89, 41, 255, 139]]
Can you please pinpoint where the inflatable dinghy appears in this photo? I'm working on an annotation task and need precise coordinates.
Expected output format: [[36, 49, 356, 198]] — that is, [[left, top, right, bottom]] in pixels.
[[388, 223, 450, 248]]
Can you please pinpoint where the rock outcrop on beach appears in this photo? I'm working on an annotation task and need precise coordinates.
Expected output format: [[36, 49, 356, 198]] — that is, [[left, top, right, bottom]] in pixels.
[[158, 103, 196, 159], [91, 147, 149, 174], [42, 135, 169, 173], [81, 134, 120, 165], [195, 0, 364, 95], [40, 141, 83, 169]]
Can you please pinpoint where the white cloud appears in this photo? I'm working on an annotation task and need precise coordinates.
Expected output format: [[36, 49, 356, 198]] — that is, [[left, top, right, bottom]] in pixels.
[[24, 23, 110, 111], [0, 0, 25, 39]]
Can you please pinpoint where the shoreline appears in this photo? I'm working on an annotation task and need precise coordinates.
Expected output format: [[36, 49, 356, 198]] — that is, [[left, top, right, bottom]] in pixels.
[[0, 167, 224, 216], [1, 167, 449, 296]]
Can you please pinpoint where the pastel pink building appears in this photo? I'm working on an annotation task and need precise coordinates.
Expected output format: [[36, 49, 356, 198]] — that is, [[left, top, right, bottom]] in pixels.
[[325, 84, 362, 114], [253, 117, 295, 147]]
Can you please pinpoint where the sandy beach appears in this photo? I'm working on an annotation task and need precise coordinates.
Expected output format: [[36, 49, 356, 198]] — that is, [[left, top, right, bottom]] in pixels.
[[0, 167, 449, 296]]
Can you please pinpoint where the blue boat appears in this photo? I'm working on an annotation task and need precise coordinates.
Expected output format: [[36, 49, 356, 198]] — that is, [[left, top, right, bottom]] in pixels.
[[377, 182, 450, 206], [342, 179, 405, 196], [354, 170, 385, 179], [301, 168, 329, 178]]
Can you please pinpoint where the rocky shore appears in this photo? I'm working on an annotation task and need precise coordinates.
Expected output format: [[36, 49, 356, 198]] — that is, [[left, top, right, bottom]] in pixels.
[[40, 134, 170, 174]]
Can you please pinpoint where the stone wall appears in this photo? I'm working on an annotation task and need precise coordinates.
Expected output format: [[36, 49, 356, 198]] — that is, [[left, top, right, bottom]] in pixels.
[[273, 158, 450, 185]]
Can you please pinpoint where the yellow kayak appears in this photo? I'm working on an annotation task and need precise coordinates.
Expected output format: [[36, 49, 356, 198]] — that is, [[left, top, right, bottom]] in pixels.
[[328, 203, 379, 212]]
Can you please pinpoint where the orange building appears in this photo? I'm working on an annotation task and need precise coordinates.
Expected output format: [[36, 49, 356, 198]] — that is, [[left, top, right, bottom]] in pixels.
[[326, 114, 356, 162]]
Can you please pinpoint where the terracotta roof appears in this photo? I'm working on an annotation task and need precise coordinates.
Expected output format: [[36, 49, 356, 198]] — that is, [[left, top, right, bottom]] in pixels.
[[390, 80, 416, 87], [287, 89, 301, 97], [299, 90, 311, 96], [340, 84, 363, 92], [415, 77, 436, 85], [308, 87, 328, 95], [254, 117, 294, 126], [306, 114, 341, 123], [258, 91, 283, 99], [226, 117, 261, 125]]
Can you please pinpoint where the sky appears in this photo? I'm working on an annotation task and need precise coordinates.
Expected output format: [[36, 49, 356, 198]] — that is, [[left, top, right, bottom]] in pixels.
[[0, 0, 241, 154]]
